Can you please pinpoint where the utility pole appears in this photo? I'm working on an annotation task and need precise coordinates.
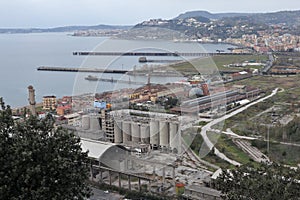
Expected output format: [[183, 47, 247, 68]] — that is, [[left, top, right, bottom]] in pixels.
[[267, 125, 270, 154]]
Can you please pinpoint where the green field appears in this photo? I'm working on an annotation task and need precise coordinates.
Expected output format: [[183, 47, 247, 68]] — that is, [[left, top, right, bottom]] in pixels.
[[168, 54, 268, 75], [190, 131, 255, 169], [214, 135, 255, 165], [252, 140, 300, 166]]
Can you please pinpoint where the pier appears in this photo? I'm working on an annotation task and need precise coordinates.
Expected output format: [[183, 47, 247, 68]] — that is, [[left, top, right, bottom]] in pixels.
[[37, 66, 128, 74], [85, 76, 145, 85], [73, 51, 252, 57]]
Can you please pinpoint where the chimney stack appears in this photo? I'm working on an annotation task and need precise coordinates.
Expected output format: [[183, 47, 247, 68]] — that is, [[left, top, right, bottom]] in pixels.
[[28, 85, 37, 116]]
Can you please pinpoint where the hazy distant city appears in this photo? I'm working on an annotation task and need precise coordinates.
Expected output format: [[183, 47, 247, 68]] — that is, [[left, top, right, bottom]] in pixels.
[[1, 1, 300, 199]]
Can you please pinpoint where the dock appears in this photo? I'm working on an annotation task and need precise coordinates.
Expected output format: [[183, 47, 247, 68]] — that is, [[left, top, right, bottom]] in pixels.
[[37, 66, 128, 74]]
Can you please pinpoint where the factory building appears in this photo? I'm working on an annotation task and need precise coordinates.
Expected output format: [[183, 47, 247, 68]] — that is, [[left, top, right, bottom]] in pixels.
[[101, 109, 182, 153]]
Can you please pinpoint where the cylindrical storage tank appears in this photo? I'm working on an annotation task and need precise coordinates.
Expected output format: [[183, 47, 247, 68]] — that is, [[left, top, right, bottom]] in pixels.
[[131, 123, 140, 143], [82, 115, 90, 130], [90, 116, 100, 131], [122, 121, 131, 144], [169, 122, 179, 150], [159, 121, 169, 147], [114, 120, 123, 144], [150, 120, 159, 147], [140, 124, 150, 144]]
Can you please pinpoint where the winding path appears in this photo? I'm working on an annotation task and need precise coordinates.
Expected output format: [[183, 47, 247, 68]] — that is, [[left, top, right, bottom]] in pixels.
[[199, 88, 279, 166]]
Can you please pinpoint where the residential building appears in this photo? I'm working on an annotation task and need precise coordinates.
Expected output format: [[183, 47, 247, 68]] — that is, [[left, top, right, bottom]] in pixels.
[[43, 95, 57, 110]]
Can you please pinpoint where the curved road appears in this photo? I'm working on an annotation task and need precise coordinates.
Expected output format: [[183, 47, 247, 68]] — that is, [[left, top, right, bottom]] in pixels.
[[200, 88, 279, 166]]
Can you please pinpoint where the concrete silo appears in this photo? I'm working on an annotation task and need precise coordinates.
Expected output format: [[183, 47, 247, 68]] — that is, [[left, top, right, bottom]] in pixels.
[[114, 120, 123, 144], [82, 115, 90, 130], [131, 123, 141, 143], [90, 116, 100, 131], [122, 121, 131, 144], [150, 120, 159, 149], [140, 124, 150, 144], [169, 122, 179, 151], [159, 121, 169, 148]]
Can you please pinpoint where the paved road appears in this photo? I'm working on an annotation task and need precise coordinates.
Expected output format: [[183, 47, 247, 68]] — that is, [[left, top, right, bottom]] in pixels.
[[261, 52, 274, 74], [199, 88, 279, 166], [89, 187, 123, 200]]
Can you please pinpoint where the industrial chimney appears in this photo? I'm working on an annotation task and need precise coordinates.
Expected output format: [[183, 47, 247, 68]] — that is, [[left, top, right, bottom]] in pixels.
[[28, 85, 37, 116]]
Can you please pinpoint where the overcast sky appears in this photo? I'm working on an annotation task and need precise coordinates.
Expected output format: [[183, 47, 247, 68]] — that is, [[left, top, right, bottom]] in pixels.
[[1, 0, 300, 28]]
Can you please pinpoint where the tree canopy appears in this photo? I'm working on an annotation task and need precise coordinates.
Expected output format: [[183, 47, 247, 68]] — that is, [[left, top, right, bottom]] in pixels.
[[213, 162, 300, 200], [0, 98, 91, 199]]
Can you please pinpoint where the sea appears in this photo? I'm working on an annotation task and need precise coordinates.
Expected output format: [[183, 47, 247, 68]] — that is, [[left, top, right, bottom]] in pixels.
[[0, 32, 236, 108]]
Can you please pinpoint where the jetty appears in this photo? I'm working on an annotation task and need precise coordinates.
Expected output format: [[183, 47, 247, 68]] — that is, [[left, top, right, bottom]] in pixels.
[[37, 66, 128, 74], [73, 51, 252, 57]]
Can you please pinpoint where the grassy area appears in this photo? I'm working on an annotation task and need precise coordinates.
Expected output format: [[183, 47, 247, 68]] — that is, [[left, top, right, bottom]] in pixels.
[[215, 135, 255, 165], [230, 74, 300, 91], [252, 140, 300, 166], [189, 131, 255, 169], [202, 144, 233, 169], [169, 54, 268, 75], [212, 54, 268, 70]]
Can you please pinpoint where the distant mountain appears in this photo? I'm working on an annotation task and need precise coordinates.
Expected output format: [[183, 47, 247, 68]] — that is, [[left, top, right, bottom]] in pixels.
[[174, 10, 254, 20], [0, 24, 132, 34]]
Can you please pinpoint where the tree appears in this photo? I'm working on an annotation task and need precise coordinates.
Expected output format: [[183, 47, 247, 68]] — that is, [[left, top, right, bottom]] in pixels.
[[0, 99, 91, 199], [213, 162, 300, 200]]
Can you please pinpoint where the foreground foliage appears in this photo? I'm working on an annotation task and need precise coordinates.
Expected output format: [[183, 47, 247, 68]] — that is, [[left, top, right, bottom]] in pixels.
[[213, 162, 300, 200], [0, 99, 91, 199]]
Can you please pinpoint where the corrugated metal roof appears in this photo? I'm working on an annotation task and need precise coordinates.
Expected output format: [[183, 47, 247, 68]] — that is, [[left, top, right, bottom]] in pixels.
[[80, 138, 115, 160]]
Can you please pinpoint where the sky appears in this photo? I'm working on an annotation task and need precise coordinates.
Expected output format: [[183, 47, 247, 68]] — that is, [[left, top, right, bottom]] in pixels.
[[0, 0, 300, 28]]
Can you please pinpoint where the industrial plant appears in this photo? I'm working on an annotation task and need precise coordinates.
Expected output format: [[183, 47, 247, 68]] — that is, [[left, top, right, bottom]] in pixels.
[[23, 68, 263, 199]]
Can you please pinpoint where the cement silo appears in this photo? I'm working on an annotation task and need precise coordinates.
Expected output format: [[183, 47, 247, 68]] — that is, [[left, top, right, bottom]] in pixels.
[[114, 120, 123, 144], [169, 122, 179, 151], [140, 124, 150, 144], [90, 116, 100, 131], [150, 120, 159, 148], [131, 123, 140, 143], [122, 121, 131, 144], [159, 121, 169, 148], [82, 115, 90, 130]]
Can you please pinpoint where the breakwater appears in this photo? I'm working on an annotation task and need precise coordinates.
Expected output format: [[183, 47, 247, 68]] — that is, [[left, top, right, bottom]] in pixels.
[[37, 66, 128, 74]]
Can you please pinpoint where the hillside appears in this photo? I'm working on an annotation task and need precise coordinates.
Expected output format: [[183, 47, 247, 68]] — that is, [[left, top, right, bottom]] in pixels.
[[174, 10, 254, 20], [134, 10, 300, 40]]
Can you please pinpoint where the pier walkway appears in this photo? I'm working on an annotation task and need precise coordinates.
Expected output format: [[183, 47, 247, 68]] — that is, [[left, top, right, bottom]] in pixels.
[[37, 66, 128, 74], [73, 51, 252, 57]]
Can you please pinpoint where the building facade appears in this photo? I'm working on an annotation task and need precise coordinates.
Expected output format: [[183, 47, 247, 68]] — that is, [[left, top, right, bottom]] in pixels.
[[43, 95, 57, 110]]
